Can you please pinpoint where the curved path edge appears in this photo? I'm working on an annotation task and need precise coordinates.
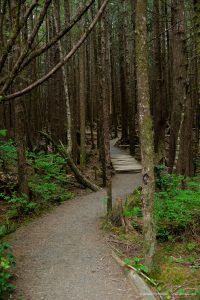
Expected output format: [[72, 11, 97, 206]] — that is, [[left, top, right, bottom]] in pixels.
[[111, 251, 157, 300], [9, 142, 143, 300]]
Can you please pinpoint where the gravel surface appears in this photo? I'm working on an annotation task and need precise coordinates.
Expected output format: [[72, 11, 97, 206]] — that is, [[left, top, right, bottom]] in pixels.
[[10, 143, 142, 300]]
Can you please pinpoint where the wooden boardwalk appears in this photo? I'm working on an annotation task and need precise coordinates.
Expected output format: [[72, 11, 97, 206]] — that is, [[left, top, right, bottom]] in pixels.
[[110, 140, 142, 173]]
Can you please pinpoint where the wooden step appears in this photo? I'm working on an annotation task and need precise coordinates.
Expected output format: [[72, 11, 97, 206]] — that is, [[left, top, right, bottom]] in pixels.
[[114, 165, 142, 173]]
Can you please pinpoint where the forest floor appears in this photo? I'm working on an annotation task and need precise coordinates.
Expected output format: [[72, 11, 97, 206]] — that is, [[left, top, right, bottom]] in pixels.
[[8, 142, 143, 300]]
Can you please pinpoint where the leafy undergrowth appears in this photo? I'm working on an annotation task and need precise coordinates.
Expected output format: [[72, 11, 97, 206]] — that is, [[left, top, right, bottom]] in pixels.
[[0, 144, 74, 238], [153, 242, 200, 299], [0, 136, 77, 298], [0, 242, 16, 299], [0, 131, 101, 299], [104, 172, 200, 300]]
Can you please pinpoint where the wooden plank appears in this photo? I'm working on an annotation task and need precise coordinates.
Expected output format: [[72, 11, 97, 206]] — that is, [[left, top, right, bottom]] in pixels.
[[111, 158, 140, 163], [111, 156, 133, 160], [112, 162, 137, 166], [115, 168, 141, 173], [114, 166, 141, 170], [111, 157, 136, 160], [112, 160, 140, 165], [113, 165, 142, 169], [112, 163, 140, 166], [113, 163, 142, 168], [111, 149, 142, 173]]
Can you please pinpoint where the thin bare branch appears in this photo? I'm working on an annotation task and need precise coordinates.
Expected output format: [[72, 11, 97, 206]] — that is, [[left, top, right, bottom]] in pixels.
[[1, 0, 109, 101], [19, 0, 95, 72], [0, 0, 39, 73], [1, 0, 52, 93]]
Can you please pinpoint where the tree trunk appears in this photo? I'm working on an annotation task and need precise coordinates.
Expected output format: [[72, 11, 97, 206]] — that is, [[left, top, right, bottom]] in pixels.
[[79, 43, 86, 168], [15, 99, 29, 196], [135, 0, 156, 270], [98, 0, 112, 213], [118, 4, 128, 143], [129, 0, 137, 156], [152, 0, 166, 162], [168, 0, 188, 173], [53, 0, 72, 152]]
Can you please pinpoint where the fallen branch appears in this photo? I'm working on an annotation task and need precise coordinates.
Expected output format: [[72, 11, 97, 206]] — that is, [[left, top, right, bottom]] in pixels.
[[111, 251, 157, 287], [125, 263, 157, 287], [39, 131, 100, 192], [111, 251, 159, 299]]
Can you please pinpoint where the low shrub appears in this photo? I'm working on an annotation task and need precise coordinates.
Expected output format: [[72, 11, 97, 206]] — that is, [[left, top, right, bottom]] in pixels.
[[0, 242, 16, 299], [0, 130, 17, 172], [124, 174, 200, 240], [29, 151, 74, 203], [155, 176, 200, 240]]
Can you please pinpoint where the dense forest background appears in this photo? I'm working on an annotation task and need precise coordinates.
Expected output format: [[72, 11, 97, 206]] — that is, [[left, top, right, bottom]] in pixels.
[[0, 0, 199, 180], [0, 0, 200, 298]]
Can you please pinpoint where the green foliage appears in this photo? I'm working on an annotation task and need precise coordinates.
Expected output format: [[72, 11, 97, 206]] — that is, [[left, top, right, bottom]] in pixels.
[[124, 256, 149, 274], [155, 175, 200, 240], [0, 192, 37, 221], [0, 129, 17, 170], [0, 143, 73, 238], [7, 194, 37, 216], [30, 152, 66, 180], [124, 173, 200, 241], [155, 166, 183, 191], [0, 242, 16, 298], [186, 242, 197, 253], [0, 223, 16, 239], [0, 130, 7, 138], [29, 152, 74, 203], [0, 140, 17, 170], [123, 206, 141, 218], [169, 256, 200, 273]]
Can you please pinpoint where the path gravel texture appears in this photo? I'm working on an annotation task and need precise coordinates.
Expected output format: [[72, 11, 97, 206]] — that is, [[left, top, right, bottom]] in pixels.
[[10, 143, 142, 300]]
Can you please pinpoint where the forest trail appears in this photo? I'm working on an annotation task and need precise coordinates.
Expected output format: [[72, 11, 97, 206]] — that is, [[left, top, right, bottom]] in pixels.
[[10, 142, 142, 300], [110, 139, 142, 173]]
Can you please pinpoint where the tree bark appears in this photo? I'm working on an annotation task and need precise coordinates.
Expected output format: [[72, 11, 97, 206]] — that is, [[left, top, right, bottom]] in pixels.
[[79, 41, 86, 168], [135, 0, 156, 270], [53, 0, 72, 152], [15, 99, 29, 197], [168, 0, 188, 173]]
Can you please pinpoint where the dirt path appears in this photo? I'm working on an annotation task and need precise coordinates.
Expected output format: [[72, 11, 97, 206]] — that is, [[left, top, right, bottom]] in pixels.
[[10, 143, 142, 300]]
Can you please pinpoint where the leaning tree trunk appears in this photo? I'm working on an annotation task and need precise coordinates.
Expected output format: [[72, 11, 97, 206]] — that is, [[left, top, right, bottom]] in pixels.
[[135, 0, 156, 270]]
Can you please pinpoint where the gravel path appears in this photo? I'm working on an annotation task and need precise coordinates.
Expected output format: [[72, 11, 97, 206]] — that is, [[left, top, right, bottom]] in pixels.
[[10, 143, 142, 300]]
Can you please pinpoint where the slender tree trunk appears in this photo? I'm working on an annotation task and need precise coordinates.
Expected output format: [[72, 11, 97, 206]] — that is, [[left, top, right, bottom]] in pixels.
[[135, 0, 156, 270], [118, 4, 128, 143], [79, 45, 86, 168], [10, 0, 29, 197], [129, 0, 137, 156], [152, 0, 166, 162], [53, 0, 72, 152], [100, 0, 112, 215], [169, 0, 187, 173], [15, 99, 29, 196]]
